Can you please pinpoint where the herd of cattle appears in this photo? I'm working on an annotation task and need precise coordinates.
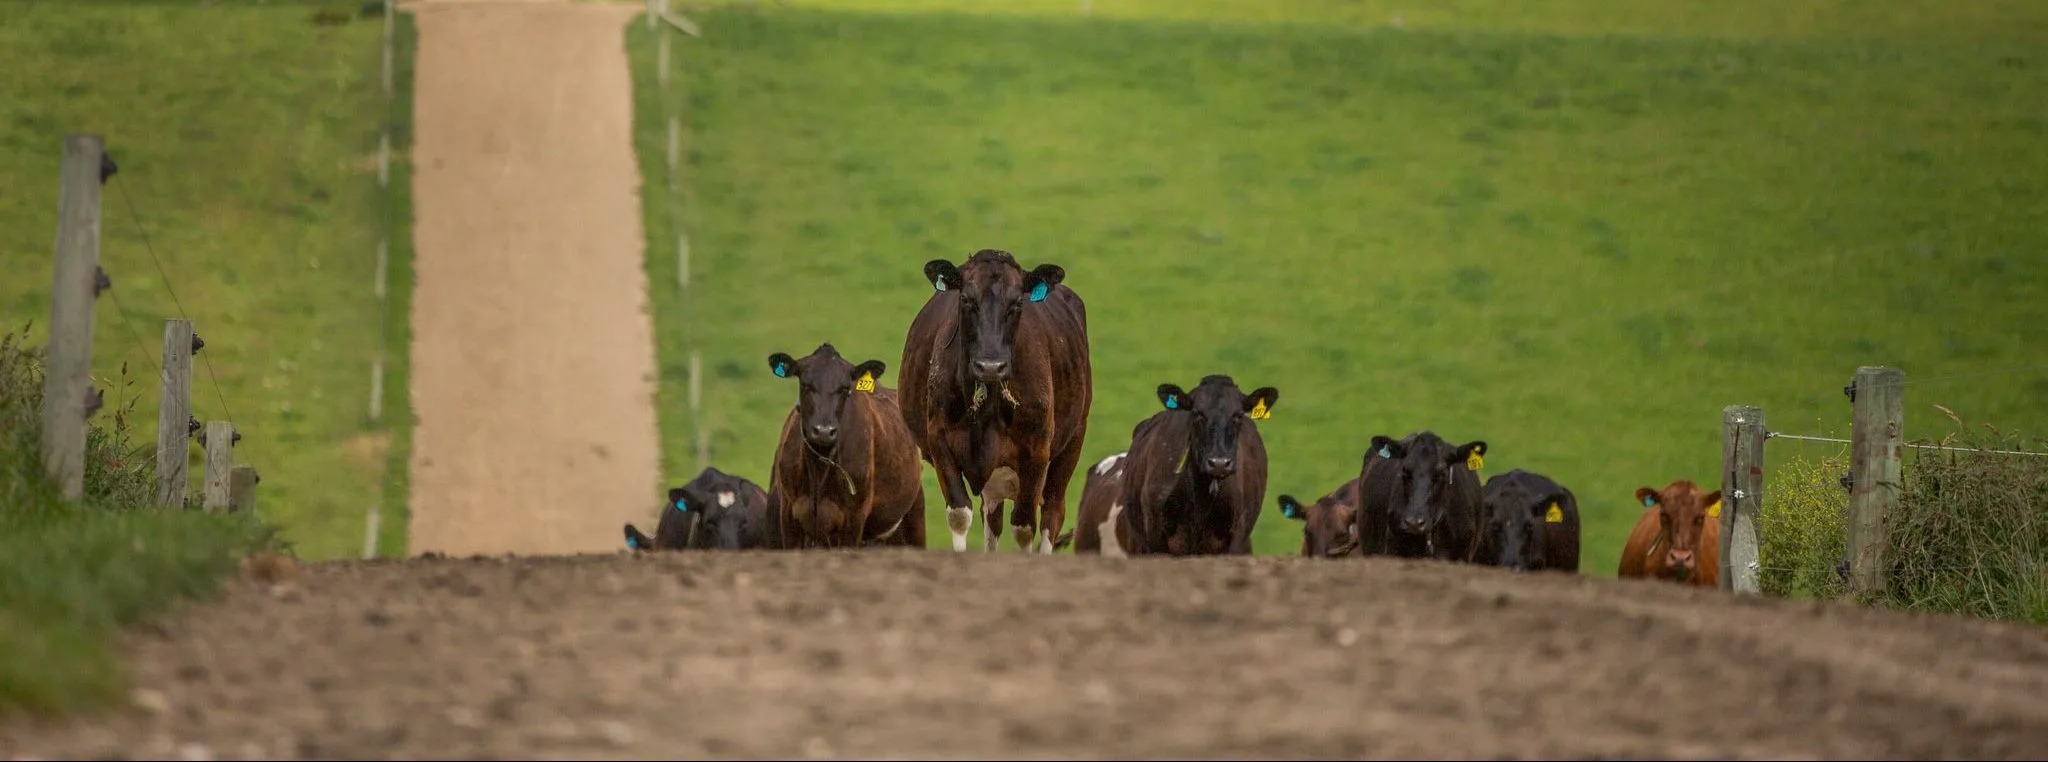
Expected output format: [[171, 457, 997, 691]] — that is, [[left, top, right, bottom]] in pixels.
[[623, 249, 1728, 586]]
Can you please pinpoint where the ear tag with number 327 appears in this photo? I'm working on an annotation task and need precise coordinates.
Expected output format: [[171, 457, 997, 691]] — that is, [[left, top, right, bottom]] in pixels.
[[1248, 399, 1270, 420], [855, 372, 876, 393]]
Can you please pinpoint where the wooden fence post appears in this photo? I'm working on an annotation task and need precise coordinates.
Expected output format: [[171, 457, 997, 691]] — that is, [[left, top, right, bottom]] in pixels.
[[1720, 405, 1765, 594], [155, 320, 196, 507], [1847, 366, 1904, 594], [200, 421, 238, 511], [229, 465, 260, 517], [43, 135, 106, 502]]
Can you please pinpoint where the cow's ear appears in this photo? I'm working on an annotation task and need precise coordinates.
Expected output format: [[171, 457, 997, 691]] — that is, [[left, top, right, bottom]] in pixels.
[[1368, 435, 1402, 461], [1702, 490, 1724, 520], [1243, 386, 1278, 420], [1156, 383, 1188, 411], [768, 352, 796, 379], [852, 360, 887, 393], [1454, 440, 1487, 471], [1535, 494, 1567, 523], [1635, 487, 1659, 509], [624, 524, 651, 551], [668, 487, 689, 513], [1278, 495, 1306, 521], [1024, 264, 1065, 302], [924, 259, 962, 293]]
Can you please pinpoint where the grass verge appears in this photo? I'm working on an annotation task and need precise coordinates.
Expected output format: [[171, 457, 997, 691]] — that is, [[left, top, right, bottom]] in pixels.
[[0, 1, 416, 561]]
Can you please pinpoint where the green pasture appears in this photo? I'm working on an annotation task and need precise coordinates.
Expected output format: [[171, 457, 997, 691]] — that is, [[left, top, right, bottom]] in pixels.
[[0, 2, 415, 561], [631, 2, 2048, 573]]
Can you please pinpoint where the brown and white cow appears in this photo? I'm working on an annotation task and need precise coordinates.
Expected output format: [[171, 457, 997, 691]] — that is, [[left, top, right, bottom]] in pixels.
[[1064, 450, 1135, 556], [1120, 376, 1279, 556], [766, 344, 926, 550], [1618, 479, 1721, 586], [1278, 476, 1361, 558], [898, 250, 1093, 554]]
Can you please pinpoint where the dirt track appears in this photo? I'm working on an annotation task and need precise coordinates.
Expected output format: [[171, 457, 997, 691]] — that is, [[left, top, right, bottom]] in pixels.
[[404, 0, 660, 557], [6, 552, 2048, 760]]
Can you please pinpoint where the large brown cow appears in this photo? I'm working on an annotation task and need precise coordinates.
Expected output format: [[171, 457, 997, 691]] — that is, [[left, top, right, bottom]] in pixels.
[[1065, 451, 1135, 556], [898, 250, 1092, 554], [1278, 476, 1362, 558], [1476, 469, 1581, 573], [1355, 431, 1488, 562], [766, 344, 927, 550], [1618, 479, 1721, 586], [1119, 376, 1279, 556]]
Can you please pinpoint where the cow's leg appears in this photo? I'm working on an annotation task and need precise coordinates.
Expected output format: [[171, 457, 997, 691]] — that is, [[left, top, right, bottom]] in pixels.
[[933, 455, 976, 552], [1009, 440, 1054, 552], [1034, 438, 1084, 554], [982, 490, 1005, 554], [1226, 504, 1257, 555]]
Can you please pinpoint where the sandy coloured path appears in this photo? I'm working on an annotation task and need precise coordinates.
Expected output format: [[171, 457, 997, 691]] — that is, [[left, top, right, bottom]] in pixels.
[[5, 552, 2048, 759], [403, 0, 660, 557]]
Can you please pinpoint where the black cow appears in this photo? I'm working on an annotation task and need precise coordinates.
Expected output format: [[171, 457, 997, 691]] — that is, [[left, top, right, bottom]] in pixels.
[[1118, 375, 1279, 556], [898, 249, 1093, 554], [624, 467, 775, 552], [1356, 431, 1487, 561], [1477, 469, 1582, 573]]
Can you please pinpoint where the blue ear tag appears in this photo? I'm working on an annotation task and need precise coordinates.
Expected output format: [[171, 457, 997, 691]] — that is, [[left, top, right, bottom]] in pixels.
[[675, 499, 688, 512], [1029, 282, 1048, 302], [1165, 395, 1179, 410], [626, 535, 640, 550], [1377, 445, 1391, 458], [1642, 495, 1655, 508], [934, 275, 947, 292], [773, 363, 788, 378], [1282, 503, 1299, 519]]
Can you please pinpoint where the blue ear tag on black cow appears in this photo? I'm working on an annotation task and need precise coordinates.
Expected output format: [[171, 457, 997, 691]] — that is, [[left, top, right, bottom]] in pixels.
[[1642, 494, 1655, 507], [773, 362, 788, 378], [934, 275, 947, 292], [1165, 395, 1179, 410], [1377, 445, 1391, 459], [675, 499, 688, 512], [626, 534, 640, 550], [1282, 502, 1300, 519], [1029, 282, 1048, 302]]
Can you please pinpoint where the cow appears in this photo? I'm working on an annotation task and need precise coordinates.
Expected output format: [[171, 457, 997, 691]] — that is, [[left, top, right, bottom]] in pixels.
[[623, 467, 776, 552], [1063, 451, 1135, 556], [1278, 476, 1362, 558], [765, 344, 927, 550], [1119, 375, 1279, 556], [898, 249, 1093, 554], [1355, 431, 1488, 562], [1476, 469, 1581, 573], [1618, 479, 1722, 587]]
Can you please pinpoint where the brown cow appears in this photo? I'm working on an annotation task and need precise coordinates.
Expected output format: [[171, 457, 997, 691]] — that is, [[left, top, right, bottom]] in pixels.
[[1278, 477, 1362, 558], [1120, 375, 1279, 556], [898, 250, 1093, 554], [766, 344, 927, 550], [1063, 450, 1135, 556], [1617, 479, 1722, 586]]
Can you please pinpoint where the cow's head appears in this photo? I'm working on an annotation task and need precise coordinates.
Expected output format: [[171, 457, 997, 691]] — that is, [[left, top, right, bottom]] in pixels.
[[1280, 493, 1356, 558], [768, 343, 886, 454], [1636, 480, 1721, 582], [923, 249, 1065, 385], [1482, 475, 1565, 572], [1369, 432, 1486, 537], [1156, 375, 1278, 481], [675, 467, 758, 551]]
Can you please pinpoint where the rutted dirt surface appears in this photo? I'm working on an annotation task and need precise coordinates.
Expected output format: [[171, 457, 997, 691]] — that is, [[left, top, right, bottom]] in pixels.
[[404, 0, 661, 557], [7, 552, 2048, 759]]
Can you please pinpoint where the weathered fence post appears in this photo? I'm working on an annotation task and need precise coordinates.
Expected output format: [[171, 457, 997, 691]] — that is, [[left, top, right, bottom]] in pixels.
[[1721, 405, 1765, 594], [200, 421, 238, 511], [43, 135, 107, 502], [156, 320, 197, 507], [229, 465, 260, 517], [1847, 366, 1904, 594]]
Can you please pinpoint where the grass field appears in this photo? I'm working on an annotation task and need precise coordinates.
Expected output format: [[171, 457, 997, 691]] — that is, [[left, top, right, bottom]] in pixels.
[[0, 2, 416, 561], [631, 1, 2048, 573]]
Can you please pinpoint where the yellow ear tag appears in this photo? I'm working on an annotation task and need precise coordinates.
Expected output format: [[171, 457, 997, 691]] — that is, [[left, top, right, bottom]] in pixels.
[[1544, 502, 1563, 524], [1706, 500, 1722, 519], [1466, 452, 1484, 471], [1249, 399, 1270, 420], [855, 372, 876, 393]]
